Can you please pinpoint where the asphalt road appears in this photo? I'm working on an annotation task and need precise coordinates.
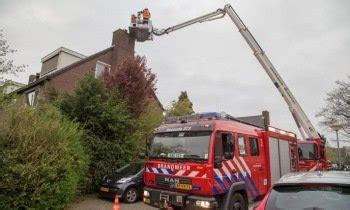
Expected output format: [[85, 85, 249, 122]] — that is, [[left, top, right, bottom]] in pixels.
[[66, 194, 258, 210], [67, 194, 155, 210]]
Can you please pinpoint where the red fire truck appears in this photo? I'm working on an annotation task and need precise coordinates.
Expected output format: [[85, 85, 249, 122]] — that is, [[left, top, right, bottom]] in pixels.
[[130, 3, 329, 209], [130, 4, 328, 174], [142, 112, 298, 209]]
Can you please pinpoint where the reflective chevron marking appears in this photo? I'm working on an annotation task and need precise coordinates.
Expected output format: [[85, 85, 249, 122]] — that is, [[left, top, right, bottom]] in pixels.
[[222, 163, 232, 180], [227, 160, 235, 171], [233, 158, 244, 172], [175, 169, 186, 176], [188, 171, 199, 177], [214, 168, 223, 181], [239, 157, 252, 176]]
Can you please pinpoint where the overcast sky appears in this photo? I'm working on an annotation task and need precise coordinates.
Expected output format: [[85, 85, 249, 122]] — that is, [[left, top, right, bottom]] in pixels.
[[1, 0, 349, 140]]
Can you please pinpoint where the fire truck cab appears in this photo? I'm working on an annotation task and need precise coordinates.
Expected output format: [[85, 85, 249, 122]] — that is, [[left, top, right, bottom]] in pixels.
[[297, 140, 328, 171], [142, 112, 298, 209]]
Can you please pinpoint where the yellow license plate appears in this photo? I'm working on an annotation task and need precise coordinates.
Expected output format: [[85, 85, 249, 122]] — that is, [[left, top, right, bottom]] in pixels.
[[100, 187, 109, 192], [175, 183, 192, 190]]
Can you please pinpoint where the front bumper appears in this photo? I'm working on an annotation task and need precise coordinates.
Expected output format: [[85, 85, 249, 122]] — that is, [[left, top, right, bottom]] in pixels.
[[99, 185, 124, 199], [143, 187, 218, 209]]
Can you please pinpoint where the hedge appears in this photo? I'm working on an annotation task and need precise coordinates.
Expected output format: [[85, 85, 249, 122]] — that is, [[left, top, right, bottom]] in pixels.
[[0, 104, 89, 209]]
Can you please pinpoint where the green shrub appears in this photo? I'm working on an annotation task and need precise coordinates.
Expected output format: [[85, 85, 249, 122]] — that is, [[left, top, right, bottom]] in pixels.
[[83, 135, 135, 192], [0, 104, 88, 209], [55, 75, 134, 191]]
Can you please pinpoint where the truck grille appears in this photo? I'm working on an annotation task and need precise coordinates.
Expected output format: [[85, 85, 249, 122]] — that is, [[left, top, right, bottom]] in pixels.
[[156, 175, 191, 189]]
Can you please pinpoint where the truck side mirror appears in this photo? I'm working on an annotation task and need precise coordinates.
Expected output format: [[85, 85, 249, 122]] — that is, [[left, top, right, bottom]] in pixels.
[[214, 155, 222, 168], [315, 144, 320, 160], [224, 152, 233, 160]]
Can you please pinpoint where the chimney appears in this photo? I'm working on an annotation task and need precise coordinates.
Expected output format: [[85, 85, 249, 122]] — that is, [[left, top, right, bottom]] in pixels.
[[111, 29, 135, 69], [28, 73, 41, 84], [262, 110, 270, 130], [28, 75, 36, 83]]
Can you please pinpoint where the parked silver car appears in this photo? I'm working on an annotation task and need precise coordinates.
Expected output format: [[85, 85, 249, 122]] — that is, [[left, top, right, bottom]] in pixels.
[[254, 171, 350, 210]]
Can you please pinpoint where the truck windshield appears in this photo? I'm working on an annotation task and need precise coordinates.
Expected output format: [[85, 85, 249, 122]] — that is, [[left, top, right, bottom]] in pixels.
[[298, 143, 317, 160], [150, 131, 211, 160]]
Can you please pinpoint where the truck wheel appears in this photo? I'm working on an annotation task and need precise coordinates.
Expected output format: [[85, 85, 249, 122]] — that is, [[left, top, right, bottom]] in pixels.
[[230, 193, 247, 210], [124, 187, 138, 203]]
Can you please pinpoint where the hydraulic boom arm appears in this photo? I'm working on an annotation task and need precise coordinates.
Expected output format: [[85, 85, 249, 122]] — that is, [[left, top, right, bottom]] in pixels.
[[152, 4, 319, 139]]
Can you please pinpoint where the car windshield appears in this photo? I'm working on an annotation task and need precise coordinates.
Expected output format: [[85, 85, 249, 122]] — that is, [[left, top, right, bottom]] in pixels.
[[115, 162, 144, 176], [150, 131, 211, 160], [266, 184, 350, 210], [298, 143, 317, 160]]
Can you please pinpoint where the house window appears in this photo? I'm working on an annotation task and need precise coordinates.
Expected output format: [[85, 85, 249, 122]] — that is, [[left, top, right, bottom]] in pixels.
[[27, 91, 37, 106], [249, 137, 260, 156], [238, 136, 247, 156], [95, 61, 111, 78]]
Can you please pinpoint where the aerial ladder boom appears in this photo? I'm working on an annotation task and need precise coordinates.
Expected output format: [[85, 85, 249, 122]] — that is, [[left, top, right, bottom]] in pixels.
[[151, 4, 319, 140]]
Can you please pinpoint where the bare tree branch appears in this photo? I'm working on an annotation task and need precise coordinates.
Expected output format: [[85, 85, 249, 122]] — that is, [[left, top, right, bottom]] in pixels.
[[0, 29, 26, 79], [317, 76, 350, 135]]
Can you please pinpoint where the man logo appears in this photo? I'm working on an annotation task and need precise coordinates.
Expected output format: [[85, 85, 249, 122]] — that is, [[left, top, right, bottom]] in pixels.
[[164, 177, 180, 184], [164, 177, 180, 189]]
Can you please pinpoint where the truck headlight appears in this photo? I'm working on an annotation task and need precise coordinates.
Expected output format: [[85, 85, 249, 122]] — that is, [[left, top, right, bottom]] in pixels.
[[196, 200, 211, 208], [143, 190, 150, 197]]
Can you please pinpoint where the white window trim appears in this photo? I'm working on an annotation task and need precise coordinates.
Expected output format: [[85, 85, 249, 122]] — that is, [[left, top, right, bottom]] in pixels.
[[95, 60, 111, 78], [27, 90, 37, 106]]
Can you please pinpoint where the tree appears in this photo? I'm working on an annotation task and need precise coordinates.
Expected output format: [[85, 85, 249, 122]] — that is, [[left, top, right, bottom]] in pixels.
[[317, 76, 350, 135], [0, 83, 17, 109], [55, 75, 135, 191], [102, 55, 157, 118], [131, 101, 164, 152], [167, 91, 195, 116], [57, 75, 132, 140], [0, 30, 26, 79], [326, 147, 337, 163], [0, 85, 7, 108]]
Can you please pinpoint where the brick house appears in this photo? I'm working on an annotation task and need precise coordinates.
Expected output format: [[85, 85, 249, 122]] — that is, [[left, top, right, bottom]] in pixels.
[[14, 29, 162, 108], [0, 80, 25, 94]]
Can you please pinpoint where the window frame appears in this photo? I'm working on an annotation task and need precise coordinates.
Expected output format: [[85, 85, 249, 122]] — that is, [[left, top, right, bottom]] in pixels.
[[214, 131, 235, 160], [214, 132, 223, 158], [237, 135, 247, 156], [249, 137, 260, 156], [27, 90, 38, 106], [95, 60, 111, 78], [221, 132, 235, 160]]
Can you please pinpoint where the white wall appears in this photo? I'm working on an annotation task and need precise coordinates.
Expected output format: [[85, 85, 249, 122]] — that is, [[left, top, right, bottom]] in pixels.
[[57, 51, 83, 69]]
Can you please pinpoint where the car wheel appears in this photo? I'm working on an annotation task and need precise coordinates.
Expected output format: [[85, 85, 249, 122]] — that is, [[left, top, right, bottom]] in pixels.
[[124, 187, 138, 203], [230, 193, 247, 210]]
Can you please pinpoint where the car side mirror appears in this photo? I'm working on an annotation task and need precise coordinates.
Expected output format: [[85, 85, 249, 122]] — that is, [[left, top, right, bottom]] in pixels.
[[214, 155, 222, 168], [224, 152, 233, 160], [138, 152, 146, 159], [146, 137, 152, 152]]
